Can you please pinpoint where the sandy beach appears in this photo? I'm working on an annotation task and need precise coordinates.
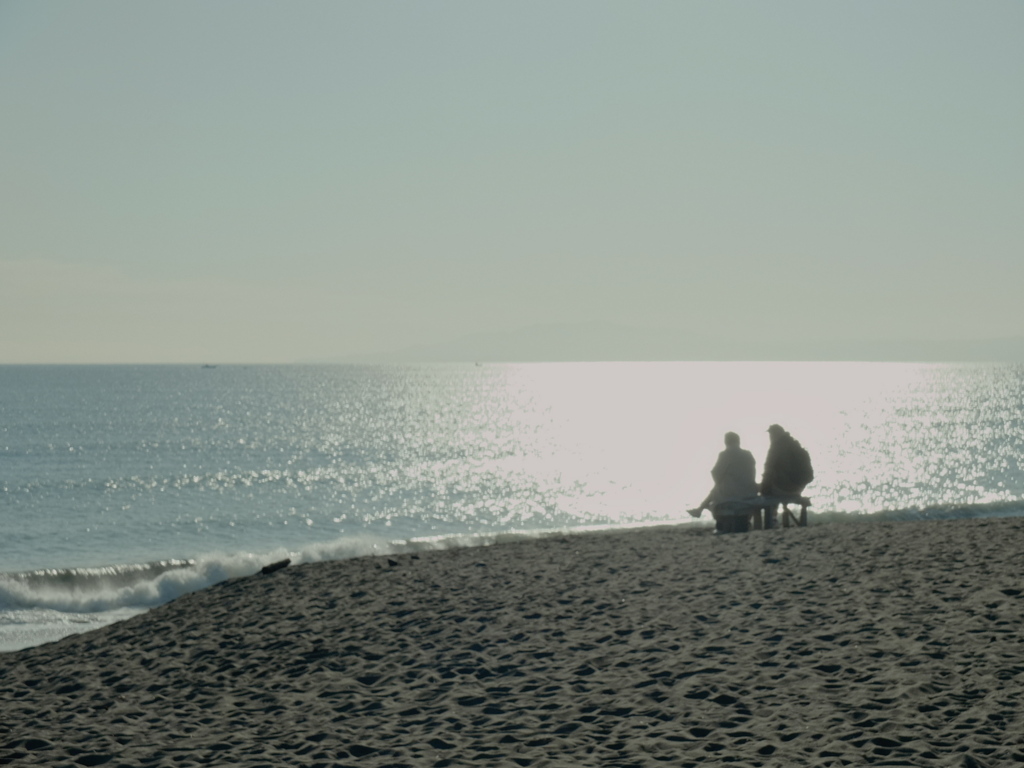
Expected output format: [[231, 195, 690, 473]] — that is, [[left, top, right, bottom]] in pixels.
[[3, 517, 1024, 767]]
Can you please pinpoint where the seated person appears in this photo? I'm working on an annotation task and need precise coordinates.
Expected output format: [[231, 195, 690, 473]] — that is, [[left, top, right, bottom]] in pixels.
[[760, 424, 814, 527], [692, 432, 759, 532]]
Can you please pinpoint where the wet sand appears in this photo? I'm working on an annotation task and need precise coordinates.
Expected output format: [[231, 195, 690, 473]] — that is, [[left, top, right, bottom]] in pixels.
[[3, 516, 1024, 767]]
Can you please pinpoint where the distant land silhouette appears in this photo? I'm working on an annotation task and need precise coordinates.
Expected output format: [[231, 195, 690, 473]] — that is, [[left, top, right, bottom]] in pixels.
[[342, 324, 1024, 364]]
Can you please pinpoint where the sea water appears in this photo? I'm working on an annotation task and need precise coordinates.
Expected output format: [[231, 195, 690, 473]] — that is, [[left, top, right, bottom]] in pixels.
[[3, 362, 1023, 651]]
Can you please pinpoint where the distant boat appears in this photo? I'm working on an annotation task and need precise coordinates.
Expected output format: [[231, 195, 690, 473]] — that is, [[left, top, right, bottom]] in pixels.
[[201, 364, 217, 369]]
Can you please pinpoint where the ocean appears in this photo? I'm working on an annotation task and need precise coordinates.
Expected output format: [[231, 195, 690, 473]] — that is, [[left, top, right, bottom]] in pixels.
[[3, 362, 1023, 652]]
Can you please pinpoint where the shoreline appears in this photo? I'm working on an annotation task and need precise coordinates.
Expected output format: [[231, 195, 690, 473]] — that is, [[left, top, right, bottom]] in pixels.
[[3, 517, 1024, 766]]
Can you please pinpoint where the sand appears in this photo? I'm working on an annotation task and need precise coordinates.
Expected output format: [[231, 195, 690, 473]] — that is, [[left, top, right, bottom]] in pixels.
[[3, 517, 1024, 767]]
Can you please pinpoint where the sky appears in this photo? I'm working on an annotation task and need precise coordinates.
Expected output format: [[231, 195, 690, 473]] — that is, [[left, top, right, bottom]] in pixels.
[[1, 1, 1022, 363]]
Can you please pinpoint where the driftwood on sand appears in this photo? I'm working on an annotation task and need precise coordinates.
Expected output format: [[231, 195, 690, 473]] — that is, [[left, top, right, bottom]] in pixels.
[[260, 558, 291, 576]]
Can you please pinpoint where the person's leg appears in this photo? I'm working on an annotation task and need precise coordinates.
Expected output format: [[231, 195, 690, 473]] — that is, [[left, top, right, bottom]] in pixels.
[[736, 512, 751, 533]]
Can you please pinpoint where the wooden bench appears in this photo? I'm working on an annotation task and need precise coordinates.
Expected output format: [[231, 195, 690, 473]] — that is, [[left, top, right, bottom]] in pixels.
[[711, 494, 811, 533]]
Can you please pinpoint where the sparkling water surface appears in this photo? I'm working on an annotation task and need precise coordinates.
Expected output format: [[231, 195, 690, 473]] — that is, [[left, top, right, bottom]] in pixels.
[[3, 362, 1023, 650]]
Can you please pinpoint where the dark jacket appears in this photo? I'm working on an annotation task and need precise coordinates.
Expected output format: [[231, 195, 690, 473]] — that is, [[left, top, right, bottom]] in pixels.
[[761, 431, 813, 495]]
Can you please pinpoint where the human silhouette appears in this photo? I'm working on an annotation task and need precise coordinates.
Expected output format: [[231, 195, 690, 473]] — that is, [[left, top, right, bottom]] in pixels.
[[760, 424, 814, 527], [692, 432, 759, 532]]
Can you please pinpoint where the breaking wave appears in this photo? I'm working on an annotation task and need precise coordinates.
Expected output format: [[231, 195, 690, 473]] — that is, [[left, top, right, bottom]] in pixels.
[[4, 500, 1024, 618], [0, 528, 574, 615]]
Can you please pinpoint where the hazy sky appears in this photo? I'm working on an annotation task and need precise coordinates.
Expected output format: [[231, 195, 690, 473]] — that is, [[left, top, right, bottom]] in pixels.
[[1, 1, 1022, 363]]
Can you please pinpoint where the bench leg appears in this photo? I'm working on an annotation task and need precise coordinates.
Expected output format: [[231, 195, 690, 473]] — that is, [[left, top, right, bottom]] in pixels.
[[799, 505, 808, 527], [752, 507, 763, 530]]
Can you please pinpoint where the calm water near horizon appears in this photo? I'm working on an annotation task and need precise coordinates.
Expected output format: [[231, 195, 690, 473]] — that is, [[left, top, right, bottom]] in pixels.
[[3, 362, 1024, 650]]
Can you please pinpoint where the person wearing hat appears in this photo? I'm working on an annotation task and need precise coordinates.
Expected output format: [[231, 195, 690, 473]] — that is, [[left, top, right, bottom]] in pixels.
[[760, 424, 814, 528]]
